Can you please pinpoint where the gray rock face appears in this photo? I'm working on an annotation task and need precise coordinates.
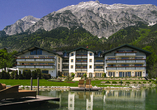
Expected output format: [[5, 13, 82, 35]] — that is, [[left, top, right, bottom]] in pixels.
[[4, 1, 157, 38], [3, 15, 40, 35], [28, 1, 157, 38]]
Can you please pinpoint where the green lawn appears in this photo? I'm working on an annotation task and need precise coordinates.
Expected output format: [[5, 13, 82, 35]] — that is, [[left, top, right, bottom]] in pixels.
[[0, 79, 131, 87], [0, 79, 152, 87]]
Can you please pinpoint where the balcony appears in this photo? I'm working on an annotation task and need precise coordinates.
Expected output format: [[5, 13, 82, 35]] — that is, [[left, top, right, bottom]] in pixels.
[[76, 61, 87, 64], [136, 60, 145, 63], [76, 55, 87, 58], [17, 65, 55, 69], [95, 62, 104, 64], [126, 60, 135, 63], [117, 67, 125, 70], [63, 62, 69, 64], [106, 66, 146, 70], [16, 59, 25, 61], [62, 68, 69, 70], [94, 68, 104, 71], [106, 61, 116, 63], [106, 59, 146, 64], [126, 53, 136, 56], [107, 67, 117, 70], [115, 53, 136, 56], [117, 60, 125, 63], [26, 59, 34, 61], [17, 58, 55, 62], [136, 67, 145, 70]]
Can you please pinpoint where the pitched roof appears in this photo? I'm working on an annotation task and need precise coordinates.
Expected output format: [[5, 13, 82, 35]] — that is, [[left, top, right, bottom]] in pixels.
[[68, 47, 95, 53], [16, 46, 60, 56], [103, 44, 152, 56]]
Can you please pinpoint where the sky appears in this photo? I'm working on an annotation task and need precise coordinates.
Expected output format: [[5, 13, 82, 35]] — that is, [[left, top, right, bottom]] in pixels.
[[0, 0, 157, 30]]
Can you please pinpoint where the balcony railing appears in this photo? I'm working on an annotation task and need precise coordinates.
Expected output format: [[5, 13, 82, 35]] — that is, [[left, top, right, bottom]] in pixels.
[[115, 53, 136, 56], [94, 68, 104, 71], [106, 66, 146, 70], [94, 62, 104, 64], [106, 59, 146, 64], [17, 65, 54, 69], [17, 58, 55, 62], [17, 56, 55, 59]]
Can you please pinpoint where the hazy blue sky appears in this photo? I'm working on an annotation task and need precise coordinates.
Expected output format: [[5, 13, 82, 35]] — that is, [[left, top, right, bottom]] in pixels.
[[1, 0, 157, 30]]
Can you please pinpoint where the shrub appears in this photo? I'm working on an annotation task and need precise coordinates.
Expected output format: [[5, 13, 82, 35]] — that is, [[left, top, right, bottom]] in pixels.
[[126, 82, 130, 84], [102, 73, 106, 77], [0, 71, 10, 79], [64, 75, 73, 82], [58, 71, 62, 77], [23, 70, 31, 79], [32, 70, 37, 79], [138, 82, 141, 84], [112, 81, 117, 84], [36, 69, 42, 79], [143, 81, 146, 84], [18, 71, 23, 79], [83, 73, 87, 79], [105, 81, 110, 84], [42, 73, 51, 79], [71, 73, 75, 78]]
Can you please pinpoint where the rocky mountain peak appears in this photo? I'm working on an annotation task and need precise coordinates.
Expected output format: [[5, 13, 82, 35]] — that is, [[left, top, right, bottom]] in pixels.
[[3, 15, 40, 35], [3, 1, 157, 38]]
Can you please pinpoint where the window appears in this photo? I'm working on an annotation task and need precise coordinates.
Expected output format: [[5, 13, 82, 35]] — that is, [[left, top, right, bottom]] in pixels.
[[98, 51, 101, 57], [108, 57, 116, 60], [58, 58, 60, 62], [42, 70, 48, 74], [96, 66, 103, 68], [135, 64, 143, 67], [71, 53, 74, 56], [121, 57, 129, 59], [71, 65, 73, 69], [63, 52, 67, 57], [58, 64, 60, 69], [89, 65, 92, 69], [96, 60, 103, 62], [30, 49, 42, 55], [121, 64, 129, 67], [89, 59, 92, 62], [71, 59, 73, 62], [135, 57, 143, 59], [90, 53, 92, 56]]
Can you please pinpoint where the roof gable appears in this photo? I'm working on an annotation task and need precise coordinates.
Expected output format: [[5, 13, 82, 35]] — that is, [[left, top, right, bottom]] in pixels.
[[104, 44, 151, 56], [16, 46, 59, 56], [68, 47, 95, 53]]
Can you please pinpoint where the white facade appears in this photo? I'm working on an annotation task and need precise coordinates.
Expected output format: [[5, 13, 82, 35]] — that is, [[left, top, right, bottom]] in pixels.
[[16, 45, 150, 78], [16, 47, 62, 77], [104, 46, 147, 77], [69, 51, 76, 74], [87, 51, 94, 77]]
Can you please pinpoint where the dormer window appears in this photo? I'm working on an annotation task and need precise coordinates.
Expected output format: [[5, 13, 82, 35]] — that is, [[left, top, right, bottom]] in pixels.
[[98, 51, 101, 57], [63, 52, 67, 57]]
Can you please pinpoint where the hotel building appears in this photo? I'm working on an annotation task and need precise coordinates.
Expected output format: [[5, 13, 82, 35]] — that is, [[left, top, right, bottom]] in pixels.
[[16, 46, 62, 77], [16, 44, 151, 78]]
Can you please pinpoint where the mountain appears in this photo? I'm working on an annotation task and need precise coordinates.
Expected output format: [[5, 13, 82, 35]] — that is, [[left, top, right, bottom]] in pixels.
[[3, 15, 40, 35], [26, 1, 157, 38]]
